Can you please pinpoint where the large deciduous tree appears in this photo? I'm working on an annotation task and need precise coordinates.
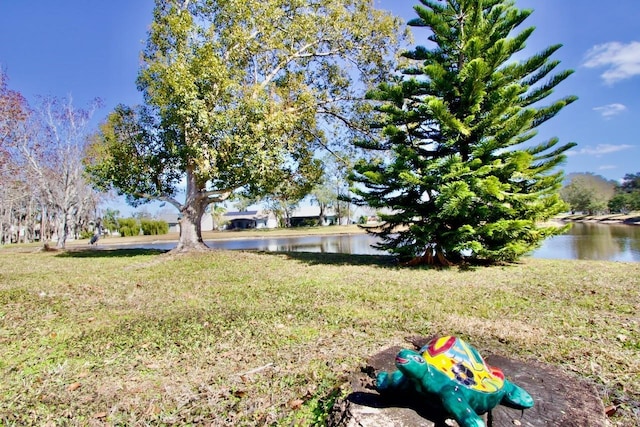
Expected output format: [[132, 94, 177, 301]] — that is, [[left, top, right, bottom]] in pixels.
[[351, 0, 577, 266], [86, 0, 403, 251], [560, 172, 616, 215]]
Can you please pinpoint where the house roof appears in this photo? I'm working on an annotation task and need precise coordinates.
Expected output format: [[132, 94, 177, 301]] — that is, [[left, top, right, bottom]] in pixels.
[[224, 210, 267, 220], [291, 206, 336, 218], [225, 210, 258, 217]]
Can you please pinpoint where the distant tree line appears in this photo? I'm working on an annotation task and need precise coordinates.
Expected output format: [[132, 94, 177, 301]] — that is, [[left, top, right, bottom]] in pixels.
[[608, 173, 640, 213], [100, 209, 169, 237], [0, 70, 102, 247], [560, 172, 640, 215]]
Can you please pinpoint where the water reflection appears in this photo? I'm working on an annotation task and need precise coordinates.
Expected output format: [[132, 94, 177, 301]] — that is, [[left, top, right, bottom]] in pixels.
[[533, 223, 640, 261], [109, 223, 640, 262], [208, 235, 386, 255]]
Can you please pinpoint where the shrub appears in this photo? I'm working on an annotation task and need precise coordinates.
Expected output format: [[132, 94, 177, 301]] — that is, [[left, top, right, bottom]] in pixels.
[[140, 219, 169, 235], [118, 218, 139, 237]]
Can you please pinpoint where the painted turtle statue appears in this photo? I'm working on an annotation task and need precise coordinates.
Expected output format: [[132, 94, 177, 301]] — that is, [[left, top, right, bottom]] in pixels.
[[376, 336, 534, 427]]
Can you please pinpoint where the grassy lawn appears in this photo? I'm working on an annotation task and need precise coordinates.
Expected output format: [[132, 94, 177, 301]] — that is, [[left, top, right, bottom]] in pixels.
[[0, 247, 638, 426]]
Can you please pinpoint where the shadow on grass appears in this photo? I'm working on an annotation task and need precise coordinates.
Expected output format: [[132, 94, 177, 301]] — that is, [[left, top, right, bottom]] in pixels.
[[256, 250, 399, 268], [57, 248, 168, 258], [55, 247, 507, 270], [259, 250, 521, 271], [54, 246, 393, 264]]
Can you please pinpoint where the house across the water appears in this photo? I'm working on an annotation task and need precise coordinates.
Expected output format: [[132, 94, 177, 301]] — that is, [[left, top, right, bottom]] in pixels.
[[224, 210, 277, 229], [224, 206, 339, 229], [156, 211, 214, 233], [156, 205, 344, 233]]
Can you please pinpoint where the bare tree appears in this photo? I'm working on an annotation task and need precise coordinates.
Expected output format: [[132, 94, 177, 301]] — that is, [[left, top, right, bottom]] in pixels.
[[0, 69, 33, 244], [19, 96, 102, 248]]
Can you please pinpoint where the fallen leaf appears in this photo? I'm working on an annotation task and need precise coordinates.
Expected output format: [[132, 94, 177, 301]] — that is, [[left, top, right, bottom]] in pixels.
[[605, 405, 617, 417], [145, 404, 161, 416], [512, 420, 522, 426], [233, 389, 247, 398], [93, 412, 108, 419], [288, 398, 304, 410], [67, 382, 81, 392]]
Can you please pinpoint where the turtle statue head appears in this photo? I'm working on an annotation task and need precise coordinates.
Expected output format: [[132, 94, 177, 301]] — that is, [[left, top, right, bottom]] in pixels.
[[377, 336, 534, 427], [395, 349, 432, 386]]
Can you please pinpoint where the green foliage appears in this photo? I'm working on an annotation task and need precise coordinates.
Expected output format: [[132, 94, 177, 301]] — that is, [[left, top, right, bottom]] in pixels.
[[101, 208, 120, 234], [257, 156, 324, 227], [609, 193, 640, 214], [210, 204, 228, 230], [118, 218, 140, 237], [140, 219, 169, 236], [608, 172, 640, 213], [79, 230, 94, 240], [561, 173, 616, 215], [351, 0, 576, 265]]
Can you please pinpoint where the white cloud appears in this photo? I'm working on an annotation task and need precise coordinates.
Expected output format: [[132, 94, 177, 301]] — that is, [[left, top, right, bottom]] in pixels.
[[593, 103, 627, 118], [598, 164, 617, 170], [568, 144, 634, 157], [583, 41, 640, 84]]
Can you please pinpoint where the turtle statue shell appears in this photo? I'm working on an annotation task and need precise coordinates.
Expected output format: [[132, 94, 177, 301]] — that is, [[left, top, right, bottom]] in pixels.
[[376, 336, 534, 427]]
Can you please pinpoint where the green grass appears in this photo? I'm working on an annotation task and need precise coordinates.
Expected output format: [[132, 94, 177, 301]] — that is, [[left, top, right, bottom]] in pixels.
[[0, 248, 638, 426]]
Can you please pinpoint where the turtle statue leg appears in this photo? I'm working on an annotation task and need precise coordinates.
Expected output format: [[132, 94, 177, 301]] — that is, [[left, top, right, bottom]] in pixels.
[[501, 380, 534, 408], [376, 370, 410, 392], [440, 385, 486, 427]]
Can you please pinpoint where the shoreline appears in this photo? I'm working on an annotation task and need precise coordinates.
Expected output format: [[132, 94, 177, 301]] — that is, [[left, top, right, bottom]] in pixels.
[[556, 212, 640, 226], [4, 217, 639, 253], [58, 224, 368, 248]]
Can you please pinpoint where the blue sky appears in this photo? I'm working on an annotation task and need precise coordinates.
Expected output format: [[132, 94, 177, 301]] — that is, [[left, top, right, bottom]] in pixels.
[[1, 0, 638, 190]]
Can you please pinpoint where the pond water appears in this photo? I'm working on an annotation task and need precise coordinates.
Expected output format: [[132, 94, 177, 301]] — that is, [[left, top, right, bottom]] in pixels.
[[114, 222, 640, 262], [532, 222, 640, 262]]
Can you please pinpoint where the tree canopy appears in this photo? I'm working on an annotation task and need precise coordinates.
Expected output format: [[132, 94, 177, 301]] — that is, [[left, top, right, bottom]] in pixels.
[[608, 172, 640, 213], [87, 0, 404, 251], [560, 172, 616, 215], [350, 0, 577, 265]]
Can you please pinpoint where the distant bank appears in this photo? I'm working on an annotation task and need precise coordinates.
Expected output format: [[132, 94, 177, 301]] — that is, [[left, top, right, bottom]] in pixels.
[[556, 212, 640, 225]]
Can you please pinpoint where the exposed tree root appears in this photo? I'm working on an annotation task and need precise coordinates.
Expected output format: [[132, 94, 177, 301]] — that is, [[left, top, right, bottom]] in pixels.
[[171, 242, 211, 253], [402, 249, 454, 267], [40, 242, 60, 252]]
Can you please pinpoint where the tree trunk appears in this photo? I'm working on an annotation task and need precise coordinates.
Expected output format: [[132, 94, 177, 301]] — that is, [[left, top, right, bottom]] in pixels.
[[318, 203, 326, 226], [173, 167, 210, 252], [175, 206, 209, 252], [56, 211, 71, 249]]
